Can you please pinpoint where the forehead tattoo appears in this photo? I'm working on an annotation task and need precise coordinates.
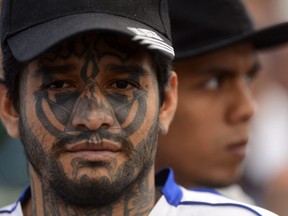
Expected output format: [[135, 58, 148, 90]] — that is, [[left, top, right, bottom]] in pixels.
[[33, 34, 151, 141]]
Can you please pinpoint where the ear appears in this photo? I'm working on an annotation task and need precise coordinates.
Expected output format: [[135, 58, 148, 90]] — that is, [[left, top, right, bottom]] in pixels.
[[0, 86, 20, 138], [159, 71, 178, 134]]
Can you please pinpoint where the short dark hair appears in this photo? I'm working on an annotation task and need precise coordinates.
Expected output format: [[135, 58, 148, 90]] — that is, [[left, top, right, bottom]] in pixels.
[[0, 42, 172, 111], [149, 50, 173, 105], [0, 42, 24, 111]]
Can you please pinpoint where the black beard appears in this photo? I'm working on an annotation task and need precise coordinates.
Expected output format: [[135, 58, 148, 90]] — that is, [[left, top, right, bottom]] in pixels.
[[19, 118, 159, 209]]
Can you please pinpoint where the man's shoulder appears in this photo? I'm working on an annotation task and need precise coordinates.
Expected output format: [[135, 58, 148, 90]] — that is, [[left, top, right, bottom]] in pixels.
[[180, 187, 278, 215], [0, 202, 23, 216], [151, 187, 278, 216], [153, 169, 278, 216], [0, 186, 29, 216]]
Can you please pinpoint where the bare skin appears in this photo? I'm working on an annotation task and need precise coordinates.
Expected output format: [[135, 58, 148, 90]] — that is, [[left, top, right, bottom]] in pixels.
[[0, 33, 178, 215]]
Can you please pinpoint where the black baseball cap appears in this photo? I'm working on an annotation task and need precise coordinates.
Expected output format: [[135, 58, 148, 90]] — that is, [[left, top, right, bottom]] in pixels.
[[1, 0, 175, 62], [169, 0, 288, 60]]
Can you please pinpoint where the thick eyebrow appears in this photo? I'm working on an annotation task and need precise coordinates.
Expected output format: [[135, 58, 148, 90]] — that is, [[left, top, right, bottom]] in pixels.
[[32, 64, 76, 78], [198, 68, 234, 77], [32, 63, 150, 79], [195, 59, 261, 78], [107, 64, 149, 78]]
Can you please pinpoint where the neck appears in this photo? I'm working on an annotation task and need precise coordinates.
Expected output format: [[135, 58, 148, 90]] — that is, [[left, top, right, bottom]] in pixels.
[[23, 164, 156, 216]]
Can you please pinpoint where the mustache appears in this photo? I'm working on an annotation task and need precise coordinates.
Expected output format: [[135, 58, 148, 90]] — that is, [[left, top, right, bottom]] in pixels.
[[51, 130, 134, 157]]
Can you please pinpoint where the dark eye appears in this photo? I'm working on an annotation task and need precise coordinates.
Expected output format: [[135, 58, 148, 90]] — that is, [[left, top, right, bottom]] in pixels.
[[114, 80, 129, 89], [244, 73, 256, 86], [46, 81, 71, 89], [109, 80, 139, 90]]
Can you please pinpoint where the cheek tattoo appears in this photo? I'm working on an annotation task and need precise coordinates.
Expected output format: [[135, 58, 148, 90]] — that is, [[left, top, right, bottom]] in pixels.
[[35, 34, 149, 144]]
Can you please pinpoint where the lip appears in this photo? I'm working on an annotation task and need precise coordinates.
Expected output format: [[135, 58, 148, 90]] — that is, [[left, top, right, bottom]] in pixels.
[[66, 139, 121, 152], [226, 139, 248, 158], [64, 139, 122, 161]]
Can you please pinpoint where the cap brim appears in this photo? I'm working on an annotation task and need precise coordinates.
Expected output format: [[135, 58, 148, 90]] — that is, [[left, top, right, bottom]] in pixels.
[[175, 22, 288, 60], [8, 13, 174, 62]]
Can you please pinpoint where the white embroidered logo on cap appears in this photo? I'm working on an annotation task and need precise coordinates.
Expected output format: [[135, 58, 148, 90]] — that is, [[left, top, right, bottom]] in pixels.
[[127, 27, 163, 40], [127, 27, 175, 56]]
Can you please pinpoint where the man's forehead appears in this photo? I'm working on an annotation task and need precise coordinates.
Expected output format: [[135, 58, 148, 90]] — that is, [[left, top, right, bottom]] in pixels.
[[29, 41, 154, 79], [24, 31, 156, 80]]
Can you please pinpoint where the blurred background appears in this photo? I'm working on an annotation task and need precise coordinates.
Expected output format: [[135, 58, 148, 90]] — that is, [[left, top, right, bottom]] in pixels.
[[1, 1, 288, 215], [241, 1, 288, 215], [0, 124, 28, 206], [0, 0, 29, 203]]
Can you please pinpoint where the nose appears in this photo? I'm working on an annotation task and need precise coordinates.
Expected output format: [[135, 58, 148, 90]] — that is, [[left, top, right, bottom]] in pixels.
[[71, 82, 114, 131], [227, 81, 257, 124]]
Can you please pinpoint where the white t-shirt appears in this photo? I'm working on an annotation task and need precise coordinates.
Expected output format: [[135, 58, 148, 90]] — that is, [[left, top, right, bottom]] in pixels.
[[0, 169, 278, 216]]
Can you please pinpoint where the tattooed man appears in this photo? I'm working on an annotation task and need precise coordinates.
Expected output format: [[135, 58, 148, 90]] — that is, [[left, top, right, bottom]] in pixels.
[[0, 0, 282, 215], [0, 0, 177, 215]]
